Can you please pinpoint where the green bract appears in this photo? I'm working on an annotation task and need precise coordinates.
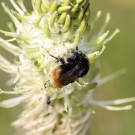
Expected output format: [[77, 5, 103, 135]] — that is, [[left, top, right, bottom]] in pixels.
[[0, 0, 135, 135]]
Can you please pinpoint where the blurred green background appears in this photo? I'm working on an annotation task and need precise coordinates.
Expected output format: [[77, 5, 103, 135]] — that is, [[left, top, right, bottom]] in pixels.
[[0, 0, 135, 135]]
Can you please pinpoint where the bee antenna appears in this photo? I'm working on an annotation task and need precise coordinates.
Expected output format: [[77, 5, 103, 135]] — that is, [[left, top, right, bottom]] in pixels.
[[76, 45, 79, 50], [41, 45, 49, 54], [76, 39, 82, 51], [75, 43, 79, 51]]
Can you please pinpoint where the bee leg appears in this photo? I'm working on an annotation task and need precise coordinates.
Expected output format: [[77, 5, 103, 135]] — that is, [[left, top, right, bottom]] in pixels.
[[44, 81, 51, 111], [46, 96, 51, 113], [44, 80, 51, 88], [46, 96, 51, 105]]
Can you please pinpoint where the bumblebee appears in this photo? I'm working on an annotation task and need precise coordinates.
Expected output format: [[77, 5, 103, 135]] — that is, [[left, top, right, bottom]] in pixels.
[[44, 46, 90, 88]]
